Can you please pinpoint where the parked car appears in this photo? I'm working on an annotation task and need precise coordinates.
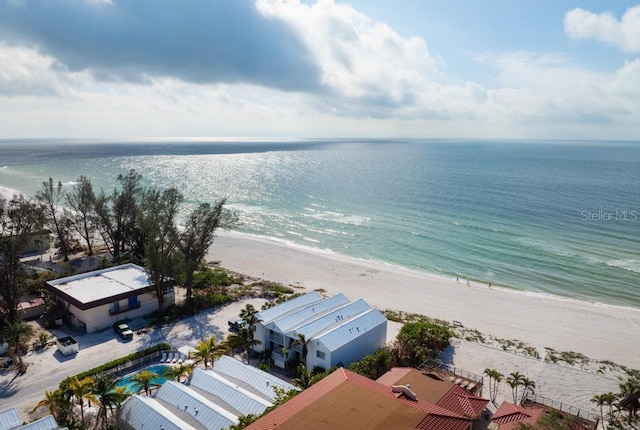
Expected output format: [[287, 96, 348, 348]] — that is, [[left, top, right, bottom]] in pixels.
[[114, 323, 133, 339], [228, 318, 246, 331]]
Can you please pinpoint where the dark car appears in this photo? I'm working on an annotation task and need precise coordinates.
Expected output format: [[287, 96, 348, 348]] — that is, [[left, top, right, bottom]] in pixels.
[[114, 323, 134, 339], [228, 318, 245, 331]]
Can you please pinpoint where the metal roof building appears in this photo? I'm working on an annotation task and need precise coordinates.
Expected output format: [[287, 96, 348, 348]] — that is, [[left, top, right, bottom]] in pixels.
[[212, 355, 298, 401], [119, 356, 295, 430], [0, 408, 21, 430], [154, 381, 238, 430], [119, 395, 199, 430], [253, 293, 387, 372], [189, 368, 272, 416]]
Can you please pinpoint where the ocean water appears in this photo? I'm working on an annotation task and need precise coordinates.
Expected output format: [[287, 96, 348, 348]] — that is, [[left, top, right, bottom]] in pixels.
[[1, 139, 639, 308]]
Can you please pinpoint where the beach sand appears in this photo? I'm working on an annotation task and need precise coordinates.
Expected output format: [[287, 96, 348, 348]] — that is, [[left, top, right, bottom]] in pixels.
[[209, 230, 640, 413]]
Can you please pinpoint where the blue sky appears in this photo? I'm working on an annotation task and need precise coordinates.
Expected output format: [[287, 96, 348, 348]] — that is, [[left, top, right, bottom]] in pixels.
[[0, 0, 639, 139]]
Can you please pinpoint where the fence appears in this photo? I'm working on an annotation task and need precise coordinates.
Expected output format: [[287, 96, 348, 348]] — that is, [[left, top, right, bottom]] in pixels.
[[418, 359, 484, 383], [525, 393, 600, 427], [99, 350, 167, 379]]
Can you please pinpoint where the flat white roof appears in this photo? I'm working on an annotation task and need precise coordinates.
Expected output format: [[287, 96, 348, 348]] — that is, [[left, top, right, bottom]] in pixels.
[[47, 263, 151, 305]]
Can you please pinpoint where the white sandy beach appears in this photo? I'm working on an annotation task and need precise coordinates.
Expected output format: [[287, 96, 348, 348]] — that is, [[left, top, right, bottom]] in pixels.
[[208, 230, 640, 413]]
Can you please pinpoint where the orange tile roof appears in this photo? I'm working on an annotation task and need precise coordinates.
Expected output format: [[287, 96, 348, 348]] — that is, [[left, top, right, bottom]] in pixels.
[[492, 401, 544, 430], [247, 368, 473, 430]]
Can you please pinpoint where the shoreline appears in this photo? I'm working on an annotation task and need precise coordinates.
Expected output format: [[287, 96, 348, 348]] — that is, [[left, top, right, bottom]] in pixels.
[[209, 229, 640, 369]]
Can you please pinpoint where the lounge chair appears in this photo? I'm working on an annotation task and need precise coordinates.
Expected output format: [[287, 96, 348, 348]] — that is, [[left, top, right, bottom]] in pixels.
[[177, 353, 184, 364], [467, 383, 477, 391], [171, 353, 178, 363], [165, 353, 173, 363], [460, 380, 469, 388], [454, 378, 462, 385], [160, 352, 167, 363], [448, 376, 456, 382]]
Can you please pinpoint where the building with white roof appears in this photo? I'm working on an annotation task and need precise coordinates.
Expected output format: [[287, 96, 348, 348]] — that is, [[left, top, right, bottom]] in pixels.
[[253, 292, 387, 371], [45, 263, 174, 333], [0, 408, 65, 430], [119, 356, 296, 430]]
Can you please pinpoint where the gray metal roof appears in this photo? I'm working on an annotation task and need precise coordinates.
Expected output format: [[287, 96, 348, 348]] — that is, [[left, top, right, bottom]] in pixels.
[[189, 368, 271, 417], [155, 381, 237, 430], [16, 416, 59, 430], [0, 408, 21, 430], [119, 395, 199, 430], [268, 293, 350, 333], [316, 308, 387, 351], [288, 299, 373, 340], [255, 291, 323, 324], [212, 356, 297, 401]]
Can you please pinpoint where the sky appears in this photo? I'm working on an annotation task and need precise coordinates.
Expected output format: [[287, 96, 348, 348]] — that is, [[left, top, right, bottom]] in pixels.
[[0, 0, 639, 140]]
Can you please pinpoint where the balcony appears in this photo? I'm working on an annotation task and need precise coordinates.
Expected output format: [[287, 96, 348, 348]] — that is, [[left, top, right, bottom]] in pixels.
[[109, 301, 141, 316]]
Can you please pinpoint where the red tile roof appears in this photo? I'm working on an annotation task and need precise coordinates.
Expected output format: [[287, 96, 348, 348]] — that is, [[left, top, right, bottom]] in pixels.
[[492, 401, 544, 429], [436, 385, 489, 418], [247, 368, 474, 430]]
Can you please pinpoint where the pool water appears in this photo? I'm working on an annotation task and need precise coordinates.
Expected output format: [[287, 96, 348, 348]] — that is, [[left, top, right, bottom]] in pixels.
[[114, 364, 172, 394]]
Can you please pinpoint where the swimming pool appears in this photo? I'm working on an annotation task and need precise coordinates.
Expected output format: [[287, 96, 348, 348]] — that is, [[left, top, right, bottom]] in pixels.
[[115, 364, 172, 394]]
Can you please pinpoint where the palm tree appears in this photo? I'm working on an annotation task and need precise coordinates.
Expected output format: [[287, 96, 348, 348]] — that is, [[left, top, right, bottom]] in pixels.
[[603, 391, 617, 421], [519, 377, 535, 405], [591, 394, 606, 426], [92, 373, 122, 430], [617, 375, 640, 425], [68, 376, 98, 425], [110, 386, 131, 418], [193, 340, 212, 369], [164, 364, 194, 383], [131, 370, 160, 396], [292, 364, 314, 389], [240, 303, 258, 326], [2, 320, 33, 372], [292, 333, 312, 367], [227, 326, 261, 364], [506, 372, 524, 404], [483, 368, 503, 405], [31, 389, 59, 417]]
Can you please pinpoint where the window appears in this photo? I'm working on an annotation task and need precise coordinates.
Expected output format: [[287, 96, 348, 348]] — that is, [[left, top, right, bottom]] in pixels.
[[109, 301, 119, 313], [316, 350, 325, 360]]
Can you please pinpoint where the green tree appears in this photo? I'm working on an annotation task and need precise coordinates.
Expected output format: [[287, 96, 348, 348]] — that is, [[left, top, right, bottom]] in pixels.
[[506, 372, 525, 405], [292, 333, 312, 367], [91, 373, 130, 430], [68, 376, 98, 425], [93, 170, 143, 260], [66, 175, 96, 255], [194, 336, 226, 369], [131, 369, 160, 396], [229, 414, 259, 430], [0, 195, 46, 326], [164, 364, 194, 383], [178, 199, 234, 304], [140, 187, 183, 316], [348, 347, 395, 380], [591, 394, 606, 426], [36, 178, 72, 261], [520, 376, 536, 405], [240, 303, 258, 326], [395, 321, 452, 367], [32, 388, 74, 426], [227, 326, 261, 364], [2, 320, 33, 372], [484, 368, 503, 406], [31, 389, 59, 416], [617, 374, 640, 425]]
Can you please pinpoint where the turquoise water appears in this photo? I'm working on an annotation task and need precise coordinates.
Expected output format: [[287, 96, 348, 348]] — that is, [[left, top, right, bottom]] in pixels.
[[1, 139, 639, 308], [114, 364, 171, 394]]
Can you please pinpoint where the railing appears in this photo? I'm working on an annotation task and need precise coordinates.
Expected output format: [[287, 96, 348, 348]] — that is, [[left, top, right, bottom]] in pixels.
[[99, 350, 165, 379], [109, 301, 141, 316], [418, 359, 484, 383], [524, 393, 600, 427]]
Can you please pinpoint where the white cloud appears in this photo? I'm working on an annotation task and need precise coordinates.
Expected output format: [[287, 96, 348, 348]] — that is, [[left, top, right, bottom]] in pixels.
[[0, 44, 70, 96], [564, 5, 640, 53], [256, 0, 438, 106]]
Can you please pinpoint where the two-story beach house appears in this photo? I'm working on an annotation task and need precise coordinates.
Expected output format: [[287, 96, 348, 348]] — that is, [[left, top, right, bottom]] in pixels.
[[45, 263, 174, 333], [253, 291, 387, 371]]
